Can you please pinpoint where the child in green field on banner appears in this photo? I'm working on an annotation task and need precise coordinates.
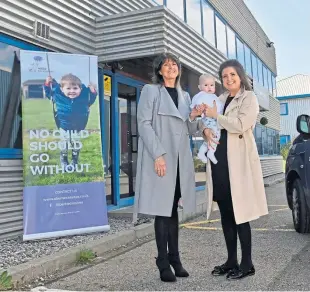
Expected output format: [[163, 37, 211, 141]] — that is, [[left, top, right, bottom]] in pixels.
[[44, 73, 97, 171]]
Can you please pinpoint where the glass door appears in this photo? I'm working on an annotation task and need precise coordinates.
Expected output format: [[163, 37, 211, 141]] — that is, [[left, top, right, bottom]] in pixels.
[[104, 72, 144, 209], [117, 82, 138, 199]]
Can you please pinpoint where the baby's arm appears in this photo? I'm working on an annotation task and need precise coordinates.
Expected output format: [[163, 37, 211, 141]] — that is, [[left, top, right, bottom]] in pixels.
[[190, 94, 199, 109]]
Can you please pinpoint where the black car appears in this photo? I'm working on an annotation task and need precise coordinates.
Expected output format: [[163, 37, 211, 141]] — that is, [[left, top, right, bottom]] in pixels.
[[285, 114, 310, 233]]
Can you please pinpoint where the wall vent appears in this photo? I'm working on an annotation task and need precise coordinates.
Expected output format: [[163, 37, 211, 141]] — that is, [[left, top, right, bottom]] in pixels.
[[34, 21, 50, 40]]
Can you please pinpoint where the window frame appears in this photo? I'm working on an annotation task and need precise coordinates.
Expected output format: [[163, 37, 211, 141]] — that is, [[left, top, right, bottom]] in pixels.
[[251, 53, 259, 82], [226, 25, 236, 59], [201, 0, 216, 46], [236, 37, 245, 68], [244, 44, 252, 77], [185, 0, 203, 35], [280, 103, 289, 116], [214, 13, 228, 57], [166, 0, 185, 21]]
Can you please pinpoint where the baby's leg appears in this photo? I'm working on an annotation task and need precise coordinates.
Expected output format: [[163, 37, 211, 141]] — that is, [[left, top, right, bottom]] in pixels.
[[197, 142, 208, 163], [206, 121, 221, 164], [206, 147, 218, 164]]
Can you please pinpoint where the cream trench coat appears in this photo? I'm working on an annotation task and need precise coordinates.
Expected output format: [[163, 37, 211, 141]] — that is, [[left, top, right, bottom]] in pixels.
[[205, 88, 268, 224]]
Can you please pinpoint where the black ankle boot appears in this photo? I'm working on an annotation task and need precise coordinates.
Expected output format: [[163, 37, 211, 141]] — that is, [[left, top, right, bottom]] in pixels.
[[156, 257, 176, 282], [168, 253, 189, 277]]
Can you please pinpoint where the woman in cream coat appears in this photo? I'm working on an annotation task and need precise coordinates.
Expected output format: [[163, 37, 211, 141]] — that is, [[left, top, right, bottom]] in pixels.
[[203, 59, 268, 280]]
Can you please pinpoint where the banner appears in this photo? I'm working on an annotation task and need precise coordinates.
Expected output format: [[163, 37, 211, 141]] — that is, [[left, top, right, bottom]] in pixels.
[[20, 51, 109, 241]]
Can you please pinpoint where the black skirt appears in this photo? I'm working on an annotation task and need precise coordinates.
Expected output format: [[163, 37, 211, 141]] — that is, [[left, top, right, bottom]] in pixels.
[[211, 128, 231, 202]]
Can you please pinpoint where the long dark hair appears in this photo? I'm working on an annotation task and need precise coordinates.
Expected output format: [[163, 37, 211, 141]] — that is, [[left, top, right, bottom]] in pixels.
[[152, 53, 182, 87], [218, 59, 252, 91]]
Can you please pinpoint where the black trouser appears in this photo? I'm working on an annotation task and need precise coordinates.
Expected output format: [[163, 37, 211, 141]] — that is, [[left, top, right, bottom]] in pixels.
[[217, 197, 253, 271], [154, 166, 181, 265]]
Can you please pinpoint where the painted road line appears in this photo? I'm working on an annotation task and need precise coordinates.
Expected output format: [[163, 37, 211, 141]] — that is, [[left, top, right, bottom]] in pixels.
[[268, 205, 288, 207], [183, 226, 296, 232], [272, 207, 290, 212], [180, 219, 220, 227]]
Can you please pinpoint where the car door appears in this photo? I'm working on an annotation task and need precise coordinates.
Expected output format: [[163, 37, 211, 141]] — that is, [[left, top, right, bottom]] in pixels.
[[305, 138, 310, 210]]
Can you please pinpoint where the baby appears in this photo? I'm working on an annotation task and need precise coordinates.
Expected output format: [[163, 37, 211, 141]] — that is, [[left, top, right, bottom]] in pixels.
[[190, 74, 224, 164]]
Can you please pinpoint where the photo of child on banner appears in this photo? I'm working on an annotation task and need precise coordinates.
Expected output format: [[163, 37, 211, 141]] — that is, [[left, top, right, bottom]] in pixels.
[[21, 52, 104, 186], [43, 64, 97, 171]]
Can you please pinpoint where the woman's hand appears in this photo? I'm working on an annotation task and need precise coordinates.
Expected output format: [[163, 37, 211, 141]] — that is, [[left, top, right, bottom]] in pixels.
[[190, 104, 205, 121], [154, 156, 166, 177], [203, 128, 219, 150], [204, 101, 218, 119]]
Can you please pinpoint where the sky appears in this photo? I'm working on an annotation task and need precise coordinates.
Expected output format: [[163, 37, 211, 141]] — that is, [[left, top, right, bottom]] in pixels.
[[244, 0, 310, 81]]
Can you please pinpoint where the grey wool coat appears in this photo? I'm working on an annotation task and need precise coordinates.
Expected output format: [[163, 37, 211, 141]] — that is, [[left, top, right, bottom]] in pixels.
[[133, 84, 203, 222]]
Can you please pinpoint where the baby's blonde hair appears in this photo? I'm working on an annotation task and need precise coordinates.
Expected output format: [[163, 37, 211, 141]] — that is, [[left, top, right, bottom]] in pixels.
[[199, 73, 216, 85]]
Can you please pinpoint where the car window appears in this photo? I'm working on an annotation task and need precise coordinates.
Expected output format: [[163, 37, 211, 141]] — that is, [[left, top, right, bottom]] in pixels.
[[300, 121, 309, 133]]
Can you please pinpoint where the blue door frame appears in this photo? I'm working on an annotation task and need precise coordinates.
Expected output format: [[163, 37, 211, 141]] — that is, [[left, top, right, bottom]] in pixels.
[[102, 70, 145, 211]]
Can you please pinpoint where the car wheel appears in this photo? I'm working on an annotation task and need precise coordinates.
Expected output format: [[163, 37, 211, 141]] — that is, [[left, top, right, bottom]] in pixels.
[[292, 179, 310, 233]]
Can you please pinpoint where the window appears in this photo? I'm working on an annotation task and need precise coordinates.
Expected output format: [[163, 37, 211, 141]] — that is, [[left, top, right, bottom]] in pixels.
[[236, 38, 245, 68], [262, 126, 268, 155], [280, 103, 288, 115], [186, 0, 202, 34], [0, 42, 22, 149], [267, 128, 274, 155], [155, 0, 164, 4], [244, 44, 252, 76], [280, 135, 291, 146], [215, 16, 227, 56], [202, 1, 215, 46], [0, 35, 45, 158], [255, 124, 263, 155], [276, 132, 280, 154], [263, 66, 269, 89], [191, 135, 206, 187], [255, 124, 280, 155], [166, 0, 185, 20], [272, 75, 276, 95], [267, 69, 272, 93], [257, 58, 263, 85], [226, 26, 236, 59], [251, 54, 258, 82]]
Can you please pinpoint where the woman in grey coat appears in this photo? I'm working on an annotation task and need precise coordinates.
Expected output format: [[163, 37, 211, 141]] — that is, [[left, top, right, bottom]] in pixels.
[[133, 53, 204, 282]]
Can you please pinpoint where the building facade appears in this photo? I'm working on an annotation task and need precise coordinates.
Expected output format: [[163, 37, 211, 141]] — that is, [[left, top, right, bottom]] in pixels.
[[277, 74, 310, 145], [0, 0, 282, 240]]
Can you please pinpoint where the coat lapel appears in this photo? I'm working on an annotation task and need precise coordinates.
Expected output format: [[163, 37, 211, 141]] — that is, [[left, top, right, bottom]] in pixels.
[[222, 88, 245, 116], [158, 85, 187, 121]]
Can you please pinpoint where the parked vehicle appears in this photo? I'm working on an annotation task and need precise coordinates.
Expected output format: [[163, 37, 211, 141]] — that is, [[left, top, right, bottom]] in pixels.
[[285, 114, 310, 233]]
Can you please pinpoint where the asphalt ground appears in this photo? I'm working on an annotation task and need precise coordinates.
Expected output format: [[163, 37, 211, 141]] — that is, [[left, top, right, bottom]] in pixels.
[[46, 183, 310, 291]]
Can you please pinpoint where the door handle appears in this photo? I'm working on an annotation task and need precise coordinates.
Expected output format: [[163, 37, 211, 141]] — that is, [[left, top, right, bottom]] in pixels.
[[300, 165, 304, 169]]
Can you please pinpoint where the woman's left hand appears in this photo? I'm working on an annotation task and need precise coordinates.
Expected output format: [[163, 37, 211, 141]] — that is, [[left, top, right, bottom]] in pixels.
[[190, 105, 204, 120], [205, 100, 218, 119]]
